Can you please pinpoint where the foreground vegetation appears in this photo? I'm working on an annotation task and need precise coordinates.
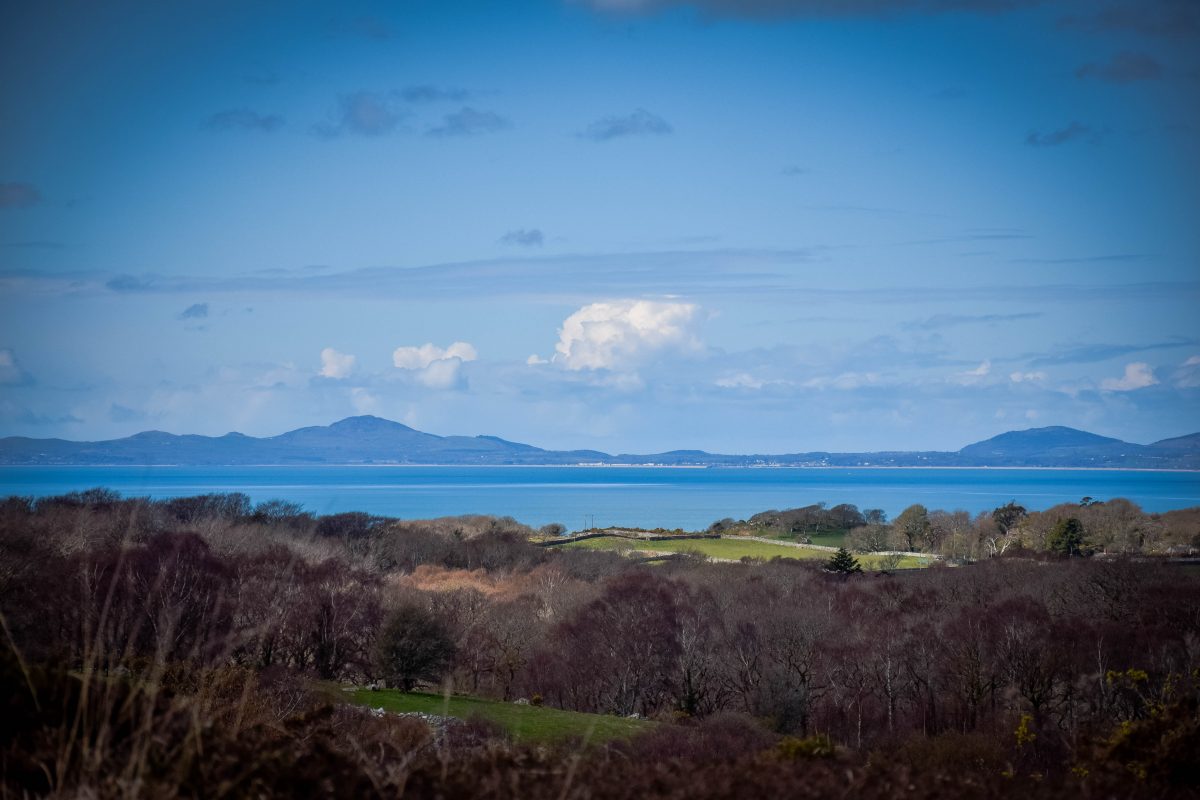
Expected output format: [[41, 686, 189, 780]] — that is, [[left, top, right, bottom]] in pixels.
[[2, 489, 1199, 798]]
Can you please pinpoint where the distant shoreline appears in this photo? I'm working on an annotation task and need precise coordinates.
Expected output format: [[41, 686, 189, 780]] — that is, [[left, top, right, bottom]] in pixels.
[[1, 463, 1197, 473]]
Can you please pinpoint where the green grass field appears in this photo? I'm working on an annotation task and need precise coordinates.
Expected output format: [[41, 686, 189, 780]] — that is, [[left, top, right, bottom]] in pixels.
[[748, 529, 848, 549], [562, 535, 931, 569], [348, 689, 652, 743]]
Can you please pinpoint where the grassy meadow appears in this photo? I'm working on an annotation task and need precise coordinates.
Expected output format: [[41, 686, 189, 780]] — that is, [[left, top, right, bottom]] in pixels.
[[560, 535, 933, 569], [348, 689, 652, 743]]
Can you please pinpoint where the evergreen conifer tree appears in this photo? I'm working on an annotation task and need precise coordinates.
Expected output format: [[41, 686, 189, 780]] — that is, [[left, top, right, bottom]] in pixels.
[[826, 547, 862, 575]]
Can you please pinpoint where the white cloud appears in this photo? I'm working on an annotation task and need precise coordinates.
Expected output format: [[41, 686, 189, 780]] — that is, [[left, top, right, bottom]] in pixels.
[[1100, 362, 1158, 392], [716, 373, 766, 390], [803, 372, 880, 390], [1174, 355, 1200, 388], [1009, 370, 1047, 383], [415, 358, 467, 389], [0, 348, 32, 385], [319, 347, 356, 379], [526, 354, 549, 365], [715, 372, 792, 390], [392, 341, 477, 390], [392, 341, 477, 370], [350, 387, 378, 413], [552, 299, 700, 371], [951, 359, 991, 384]]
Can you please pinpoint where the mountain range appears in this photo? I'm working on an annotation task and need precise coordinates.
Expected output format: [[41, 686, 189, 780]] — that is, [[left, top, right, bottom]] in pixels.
[[0, 416, 1197, 469]]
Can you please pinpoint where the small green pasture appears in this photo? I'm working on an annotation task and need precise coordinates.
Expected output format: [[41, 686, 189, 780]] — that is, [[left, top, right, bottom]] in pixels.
[[562, 536, 931, 569], [751, 529, 848, 549], [348, 689, 652, 743]]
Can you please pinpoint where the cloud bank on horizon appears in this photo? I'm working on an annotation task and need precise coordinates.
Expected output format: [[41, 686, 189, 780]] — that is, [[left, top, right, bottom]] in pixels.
[[0, 0, 1197, 453]]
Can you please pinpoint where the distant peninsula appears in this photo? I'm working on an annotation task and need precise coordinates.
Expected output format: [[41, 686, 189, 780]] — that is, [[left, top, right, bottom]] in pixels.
[[1, 416, 1197, 469]]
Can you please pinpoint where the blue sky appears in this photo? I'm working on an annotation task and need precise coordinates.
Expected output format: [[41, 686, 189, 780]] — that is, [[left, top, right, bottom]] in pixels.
[[1, 0, 1198, 452]]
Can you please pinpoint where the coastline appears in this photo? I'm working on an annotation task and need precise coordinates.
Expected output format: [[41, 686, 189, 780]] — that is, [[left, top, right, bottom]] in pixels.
[[1, 463, 1197, 473]]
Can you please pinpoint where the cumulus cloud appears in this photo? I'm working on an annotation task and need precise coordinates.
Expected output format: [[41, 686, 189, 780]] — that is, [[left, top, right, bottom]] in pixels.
[[1076, 51, 1163, 83], [427, 107, 509, 137], [526, 354, 549, 365], [319, 347, 356, 379], [550, 300, 700, 371], [0, 348, 33, 385], [393, 342, 478, 369], [1025, 122, 1101, 147], [314, 92, 407, 137], [500, 228, 544, 247], [579, 109, 672, 141], [1100, 362, 1158, 392], [393, 342, 477, 389], [0, 182, 41, 209], [204, 108, 284, 132], [178, 303, 209, 320]]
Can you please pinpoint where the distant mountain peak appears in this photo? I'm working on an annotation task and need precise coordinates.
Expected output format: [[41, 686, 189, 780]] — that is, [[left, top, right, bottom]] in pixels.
[[327, 415, 416, 432], [961, 426, 1123, 452]]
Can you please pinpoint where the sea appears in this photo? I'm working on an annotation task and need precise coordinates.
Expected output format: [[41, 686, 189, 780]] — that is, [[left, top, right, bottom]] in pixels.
[[1, 465, 1198, 531]]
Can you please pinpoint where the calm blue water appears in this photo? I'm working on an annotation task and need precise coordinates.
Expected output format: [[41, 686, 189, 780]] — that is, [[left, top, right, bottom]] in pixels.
[[1, 466, 1197, 530]]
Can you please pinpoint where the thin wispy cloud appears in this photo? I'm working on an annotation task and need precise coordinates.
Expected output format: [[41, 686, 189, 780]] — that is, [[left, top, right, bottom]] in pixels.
[[23, 252, 1197, 308], [427, 107, 509, 137], [400, 85, 469, 103], [3, 240, 62, 250], [1058, 2, 1200, 39], [904, 312, 1042, 331], [0, 348, 34, 386], [204, 108, 284, 133], [579, 109, 672, 141], [328, 15, 397, 41], [585, 0, 1045, 19], [1076, 51, 1163, 83], [1025, 121, 1101, 147], [1011, 253, 1150, 265], [314, 92, 407, 137], [1027, 339, 1196, 367], [177, 303, 209, 320], [0, 182, 41, 209], [500, 228, 544, 247]]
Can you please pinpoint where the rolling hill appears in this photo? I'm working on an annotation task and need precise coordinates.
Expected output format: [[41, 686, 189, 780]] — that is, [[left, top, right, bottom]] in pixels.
[[0, 417, 1196, 468]]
